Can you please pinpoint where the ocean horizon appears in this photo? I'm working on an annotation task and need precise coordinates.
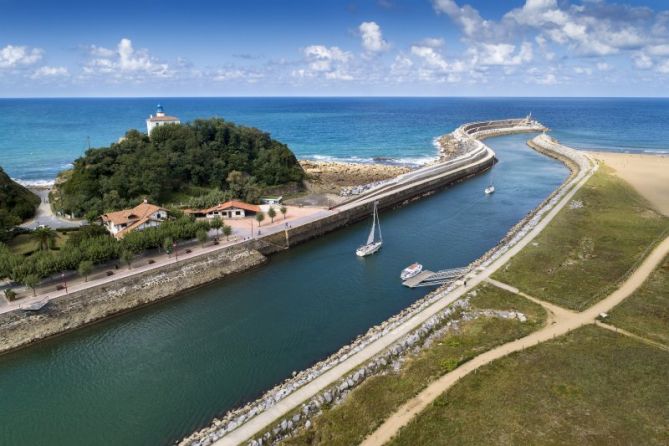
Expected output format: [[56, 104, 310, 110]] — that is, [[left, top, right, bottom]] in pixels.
[[1, 96, 668, 185]]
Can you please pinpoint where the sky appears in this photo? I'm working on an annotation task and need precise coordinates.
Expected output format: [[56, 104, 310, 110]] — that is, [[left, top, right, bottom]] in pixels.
[[1, 0, 668, 97]]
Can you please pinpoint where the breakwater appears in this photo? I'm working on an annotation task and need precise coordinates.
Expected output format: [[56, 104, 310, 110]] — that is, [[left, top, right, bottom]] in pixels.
[[179, 132, 592, 446]]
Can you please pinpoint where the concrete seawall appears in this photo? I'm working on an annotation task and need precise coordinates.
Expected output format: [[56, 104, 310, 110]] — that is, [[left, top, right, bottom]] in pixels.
[[0, 246, 267, 355], [0, 118, 540, 356]]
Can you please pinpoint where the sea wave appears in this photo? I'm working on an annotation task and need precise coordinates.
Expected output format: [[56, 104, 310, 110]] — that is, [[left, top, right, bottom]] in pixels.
[[642, 149, 669, 154], [12, 178, 55, 188], [303, 153, 437, 167]]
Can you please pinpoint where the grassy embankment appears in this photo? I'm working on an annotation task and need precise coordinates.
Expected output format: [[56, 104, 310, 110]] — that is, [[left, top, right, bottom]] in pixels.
[[494, 166, 669, 310], [279, 284, 546, 446], [390, 325, 669, 446], [7, 231, 70, 256], [607, 254, 669, 346]]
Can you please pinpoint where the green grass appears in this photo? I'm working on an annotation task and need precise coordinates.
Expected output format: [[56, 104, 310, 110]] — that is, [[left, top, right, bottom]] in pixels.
[[7, 232, 70, 255], [606, 254, 669, 346], [494, 167, 669, 310], [390, 325, 669, 446], [280, 284, 546, 446]]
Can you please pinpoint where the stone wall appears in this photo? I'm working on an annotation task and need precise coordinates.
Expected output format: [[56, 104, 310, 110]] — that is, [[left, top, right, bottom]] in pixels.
[[0, 246, 266, 355]]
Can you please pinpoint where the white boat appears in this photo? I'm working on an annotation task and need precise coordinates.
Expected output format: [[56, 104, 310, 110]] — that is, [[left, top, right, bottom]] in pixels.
[[401, 263, 423, 280], [484, 185, 495, 194], [356, 202, 383, 257]]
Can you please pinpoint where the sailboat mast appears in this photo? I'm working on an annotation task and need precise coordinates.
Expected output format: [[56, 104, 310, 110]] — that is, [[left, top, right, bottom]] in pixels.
[[376, 203, 382, 242]]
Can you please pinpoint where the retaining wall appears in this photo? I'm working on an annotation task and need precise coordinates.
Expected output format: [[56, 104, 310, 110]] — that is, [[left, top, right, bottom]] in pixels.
[[0, 246, 267, 355]]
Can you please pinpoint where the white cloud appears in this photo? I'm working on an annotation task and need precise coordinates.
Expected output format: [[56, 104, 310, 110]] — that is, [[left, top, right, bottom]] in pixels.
[[419, 37, 445, 48], [596, 62, 611, 71], [359, 21, 389, 53], [31, 66, 69, 79], [83, 38, 170, 79], [468, 42, 533, 66], [432, 0, 493, 38], [0, 45, 43, 69], [297, 45, 354, 80]]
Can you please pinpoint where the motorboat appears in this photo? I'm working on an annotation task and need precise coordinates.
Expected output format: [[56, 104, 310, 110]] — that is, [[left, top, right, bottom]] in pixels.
[[400, 263, 423, 280]]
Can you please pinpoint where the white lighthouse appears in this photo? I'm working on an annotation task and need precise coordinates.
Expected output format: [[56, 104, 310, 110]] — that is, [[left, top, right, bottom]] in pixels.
[[146, 104, 180, 134]]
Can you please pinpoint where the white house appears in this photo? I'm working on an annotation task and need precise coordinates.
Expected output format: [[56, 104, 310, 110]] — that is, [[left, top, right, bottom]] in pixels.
[[146, 104, 180, 134], [186, 201, 260, 220], [101, 201, 168, 239]]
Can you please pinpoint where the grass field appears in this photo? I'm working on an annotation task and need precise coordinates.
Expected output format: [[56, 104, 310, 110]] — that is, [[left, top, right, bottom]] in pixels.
[[494, 167, 669, 310], [606, 254, 669, 346], [390, 325, 669, 446], [7, 231, 70, 255], [280, 284, 546, 446]]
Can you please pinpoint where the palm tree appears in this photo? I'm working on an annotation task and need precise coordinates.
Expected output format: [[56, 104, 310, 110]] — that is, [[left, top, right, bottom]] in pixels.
[[32, 226, 57, 251], [210, 217, 223, 239], [78, 260, 93, 282], [267, 207, 276, 223], [121, 250, 134, 270], [280, 206, 287, 220], [222, 225, 232, 241], [196, 228, 209, 247], [22, 274, 39, 297]]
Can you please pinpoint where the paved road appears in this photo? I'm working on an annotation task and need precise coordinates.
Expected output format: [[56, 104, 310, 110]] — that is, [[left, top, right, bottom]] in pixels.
[[20, 188, 85, 230], [360, 235, 669, 446]]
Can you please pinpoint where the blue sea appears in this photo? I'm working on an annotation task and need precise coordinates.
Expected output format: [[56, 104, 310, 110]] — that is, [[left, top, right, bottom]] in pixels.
[[1, 97, 668, 185]]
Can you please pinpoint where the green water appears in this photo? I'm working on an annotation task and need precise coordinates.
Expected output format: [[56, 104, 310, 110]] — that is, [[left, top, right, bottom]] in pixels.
[[0, 135, 568, 445]]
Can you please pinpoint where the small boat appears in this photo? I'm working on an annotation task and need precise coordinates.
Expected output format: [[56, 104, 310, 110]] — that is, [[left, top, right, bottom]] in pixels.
[[484, 185, 495, 195], [356, 202, 383, 257], [401, 263, 423, 280]]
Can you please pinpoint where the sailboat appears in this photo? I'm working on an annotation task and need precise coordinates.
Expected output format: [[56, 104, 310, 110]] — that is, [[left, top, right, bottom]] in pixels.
[[484, 174, 495, 195], [356, 202, 383, 257]]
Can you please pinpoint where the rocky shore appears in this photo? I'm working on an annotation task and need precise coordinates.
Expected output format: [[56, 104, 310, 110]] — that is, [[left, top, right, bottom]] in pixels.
[[299, 160, 411, 194]]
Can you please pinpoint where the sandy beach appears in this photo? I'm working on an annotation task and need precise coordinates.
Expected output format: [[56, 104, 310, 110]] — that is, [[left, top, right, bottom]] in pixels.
[[588, 151, 669, 216]]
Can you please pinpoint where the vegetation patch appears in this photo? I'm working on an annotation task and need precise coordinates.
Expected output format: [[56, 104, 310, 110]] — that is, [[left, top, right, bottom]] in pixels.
[[390, 325, 669, 446], [56, 118, 304, 218], [280, 284, 546, 446], [0, 166, 39, 240], [607, 254, 669, 346], [494, 167, 669, 310]]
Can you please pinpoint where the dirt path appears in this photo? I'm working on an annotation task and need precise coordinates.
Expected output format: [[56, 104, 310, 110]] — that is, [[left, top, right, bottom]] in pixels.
[[361, 235, 669, 446]]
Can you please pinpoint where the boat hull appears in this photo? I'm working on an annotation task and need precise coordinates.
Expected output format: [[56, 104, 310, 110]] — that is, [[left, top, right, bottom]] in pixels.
[[400, 264, 423, 280], [356, 242, 383, 257]]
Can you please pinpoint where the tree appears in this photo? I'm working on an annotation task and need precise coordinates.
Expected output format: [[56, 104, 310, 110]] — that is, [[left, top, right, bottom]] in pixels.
[[280, 205, 287, 220], [78, 260, 93, 282], [22, 274, 39, 297], [222, 224, 232, 241], [120, 250, 134, 270], [162, 236, 174, 257], [85, 210, 99, 224], [32, 226, 57, 251], [267, 207, 276, 223], [255, 211, 265, 227], [196, 228, 208, 247], [210, 217, 223, 238]]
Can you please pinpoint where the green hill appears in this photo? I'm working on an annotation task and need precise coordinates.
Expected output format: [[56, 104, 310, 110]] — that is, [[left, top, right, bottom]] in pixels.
[[0, 167, 40, 237], [57, 118, 305, 217]]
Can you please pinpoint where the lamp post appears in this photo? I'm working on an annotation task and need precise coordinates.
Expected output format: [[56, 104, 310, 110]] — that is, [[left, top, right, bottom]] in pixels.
[[61, 272, 68, 294], [173, 241, 178, 262]]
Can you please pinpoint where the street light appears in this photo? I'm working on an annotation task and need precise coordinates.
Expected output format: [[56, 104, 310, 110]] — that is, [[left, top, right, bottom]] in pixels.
[[173, 241, 178, 261], [61, 272, 68, 294]]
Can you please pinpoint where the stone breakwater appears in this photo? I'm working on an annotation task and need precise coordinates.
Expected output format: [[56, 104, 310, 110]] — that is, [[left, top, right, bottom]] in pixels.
[[180, 293, 527, 446], [179, 133, 595, 446], [0, 246, 266, 355]]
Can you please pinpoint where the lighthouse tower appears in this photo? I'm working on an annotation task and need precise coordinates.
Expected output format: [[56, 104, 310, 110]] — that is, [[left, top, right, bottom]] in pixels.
[[146, 104, 180, 134]]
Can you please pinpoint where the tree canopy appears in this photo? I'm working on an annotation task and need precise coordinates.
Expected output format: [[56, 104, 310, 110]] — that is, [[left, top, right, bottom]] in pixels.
[[0, 166, 40, 240], [58, 118, 304, 216]]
